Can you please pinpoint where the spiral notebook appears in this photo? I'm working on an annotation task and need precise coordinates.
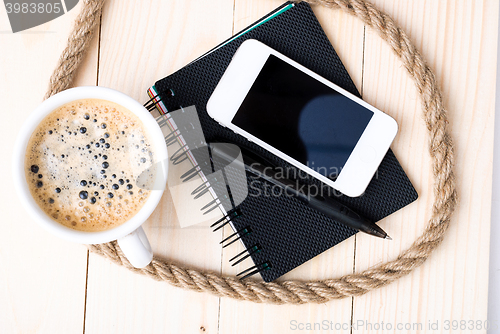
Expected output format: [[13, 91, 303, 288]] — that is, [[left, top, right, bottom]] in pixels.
[[146, 2, 418, 282]]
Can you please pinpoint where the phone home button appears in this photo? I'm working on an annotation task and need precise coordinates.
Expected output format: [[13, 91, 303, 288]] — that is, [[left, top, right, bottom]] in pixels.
[[358, 145, 377, 163]]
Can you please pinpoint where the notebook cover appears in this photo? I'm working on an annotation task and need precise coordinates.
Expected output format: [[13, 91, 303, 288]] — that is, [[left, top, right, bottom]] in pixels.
[[151, 2, 418, 282]]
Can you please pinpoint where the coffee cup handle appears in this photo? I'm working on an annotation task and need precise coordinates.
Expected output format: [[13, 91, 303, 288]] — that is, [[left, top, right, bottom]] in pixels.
[[117, 226, 153, 268]]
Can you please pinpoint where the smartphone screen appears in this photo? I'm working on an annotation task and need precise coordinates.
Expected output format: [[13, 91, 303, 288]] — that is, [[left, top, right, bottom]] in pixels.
[[232, 54, 374, 179]]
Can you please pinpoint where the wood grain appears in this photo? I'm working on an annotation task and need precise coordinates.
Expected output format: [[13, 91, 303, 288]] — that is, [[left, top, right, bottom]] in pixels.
[[84, 1, 234, 333], [353, 0, 498, 332], [0, 1, 98, 333], [0, 0, 496, 333], [218, 2, 363, 333]]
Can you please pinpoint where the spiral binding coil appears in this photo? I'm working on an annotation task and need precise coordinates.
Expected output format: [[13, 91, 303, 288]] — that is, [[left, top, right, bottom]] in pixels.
[[144, 89, 175, 113], [229, 243, 261, 265], [145, 88, 272, 280], [237, 262, 272, 280]]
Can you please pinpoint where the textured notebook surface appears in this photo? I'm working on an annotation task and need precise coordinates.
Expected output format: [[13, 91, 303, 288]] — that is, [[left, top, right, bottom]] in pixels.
[[153, 2, 418, 282]]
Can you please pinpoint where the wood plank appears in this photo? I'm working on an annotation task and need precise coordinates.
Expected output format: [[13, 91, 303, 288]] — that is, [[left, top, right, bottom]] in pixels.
[[353, 0, 498, 332], [83, 1, 234, 333], [1, 0, 495, 332], [218, 1, 365, 333], [167, 137, 224, 228], [0, 1, 99, 333]]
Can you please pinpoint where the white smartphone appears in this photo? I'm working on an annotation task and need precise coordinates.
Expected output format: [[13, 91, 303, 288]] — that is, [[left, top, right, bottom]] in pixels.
[[206, 39, 398, 197]]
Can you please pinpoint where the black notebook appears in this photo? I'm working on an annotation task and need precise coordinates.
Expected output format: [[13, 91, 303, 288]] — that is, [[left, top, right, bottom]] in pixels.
[[146, 2, 418, 282]]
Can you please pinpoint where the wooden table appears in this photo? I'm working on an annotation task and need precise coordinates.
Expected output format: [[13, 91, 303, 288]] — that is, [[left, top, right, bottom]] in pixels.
[[1, 1, 498, 333]]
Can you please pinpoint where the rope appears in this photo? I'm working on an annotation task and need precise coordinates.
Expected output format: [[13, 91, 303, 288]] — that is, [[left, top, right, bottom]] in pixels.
[[45, 0, 105, 99], [47, 0, 457, 304]]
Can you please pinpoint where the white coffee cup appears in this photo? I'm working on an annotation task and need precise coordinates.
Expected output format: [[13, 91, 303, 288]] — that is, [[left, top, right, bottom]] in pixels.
[[12, 86, 168, 268]]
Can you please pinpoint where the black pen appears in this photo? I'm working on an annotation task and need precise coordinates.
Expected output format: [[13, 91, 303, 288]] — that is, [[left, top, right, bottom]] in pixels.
[[209, 143, 391, 240]]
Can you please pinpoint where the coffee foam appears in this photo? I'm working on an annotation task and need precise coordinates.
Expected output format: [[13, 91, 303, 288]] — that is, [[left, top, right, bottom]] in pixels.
[[25, 99, 156, 232]]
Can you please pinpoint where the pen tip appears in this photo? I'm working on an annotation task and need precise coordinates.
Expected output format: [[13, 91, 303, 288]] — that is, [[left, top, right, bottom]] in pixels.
[[385, 235, 392, 240]]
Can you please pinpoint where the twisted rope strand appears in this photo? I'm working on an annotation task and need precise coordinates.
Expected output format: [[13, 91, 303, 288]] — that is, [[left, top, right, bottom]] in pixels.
[[50, 0, 457, 304], [44, 0, 105, 99]]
